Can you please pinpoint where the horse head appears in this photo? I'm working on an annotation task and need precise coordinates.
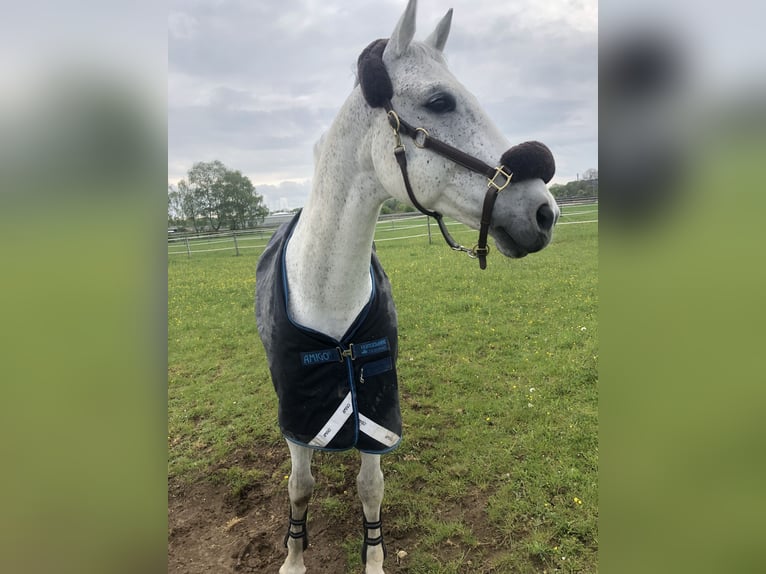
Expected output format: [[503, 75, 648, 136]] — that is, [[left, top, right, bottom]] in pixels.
[[362, 0, 559, 260]]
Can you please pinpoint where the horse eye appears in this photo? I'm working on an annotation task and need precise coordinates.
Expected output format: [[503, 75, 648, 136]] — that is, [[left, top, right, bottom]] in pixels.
[[424, 92, 456, 113]]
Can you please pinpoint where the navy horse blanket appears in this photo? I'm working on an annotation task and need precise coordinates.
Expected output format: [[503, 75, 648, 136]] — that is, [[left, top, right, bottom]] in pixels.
[[255, 212, 402, 453]]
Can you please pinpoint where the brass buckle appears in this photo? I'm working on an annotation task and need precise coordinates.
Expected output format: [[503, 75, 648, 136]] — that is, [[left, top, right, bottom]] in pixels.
[[387, 110, 400, 133], [469, 244, 490, 259], [387, 110, 404, 150], [488, 166, 512, 192], [337, 344, 355, 361]]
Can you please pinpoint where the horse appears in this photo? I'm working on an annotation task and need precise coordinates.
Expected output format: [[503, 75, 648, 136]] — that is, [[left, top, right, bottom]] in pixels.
[[255, 1, 559, 572]]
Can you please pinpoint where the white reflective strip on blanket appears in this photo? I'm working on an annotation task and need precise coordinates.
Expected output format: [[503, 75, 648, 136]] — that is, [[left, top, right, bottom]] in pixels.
[[359, 414, 401, 447], [308, 392, 354, 448]]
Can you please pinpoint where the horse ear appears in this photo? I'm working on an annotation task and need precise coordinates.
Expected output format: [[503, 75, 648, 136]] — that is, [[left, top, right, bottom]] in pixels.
[[384, 0, 417, 62], [425, 8, 453, 52]]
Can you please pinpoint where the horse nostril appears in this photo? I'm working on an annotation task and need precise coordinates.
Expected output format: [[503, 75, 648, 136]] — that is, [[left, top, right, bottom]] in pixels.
[[536, 204, 555, 232]]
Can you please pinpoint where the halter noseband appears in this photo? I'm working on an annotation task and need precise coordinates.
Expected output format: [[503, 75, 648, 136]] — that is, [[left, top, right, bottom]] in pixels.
[[358, 39, 555, 269]]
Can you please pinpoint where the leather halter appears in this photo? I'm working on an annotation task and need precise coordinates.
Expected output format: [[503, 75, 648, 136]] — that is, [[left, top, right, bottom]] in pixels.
[[358, 38, 554, 269], [383, 101, 512, 269]]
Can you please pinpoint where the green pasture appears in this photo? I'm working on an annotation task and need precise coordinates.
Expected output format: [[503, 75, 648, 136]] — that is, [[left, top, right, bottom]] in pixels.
[[168, 203, 598, 572]]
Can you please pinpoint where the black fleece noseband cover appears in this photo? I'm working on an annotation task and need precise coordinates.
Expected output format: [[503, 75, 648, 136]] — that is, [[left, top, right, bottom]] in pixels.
[[358, 39, 393, 108], [501, 141, 556, 184]]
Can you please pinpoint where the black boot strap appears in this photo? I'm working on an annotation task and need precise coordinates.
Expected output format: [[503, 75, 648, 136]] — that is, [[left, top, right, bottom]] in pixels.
[[361, 515, 387, 564], [283, 509, 309, 551]]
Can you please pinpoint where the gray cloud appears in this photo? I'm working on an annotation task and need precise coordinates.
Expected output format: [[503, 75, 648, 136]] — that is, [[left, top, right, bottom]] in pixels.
[[169, 0, 597, 208]]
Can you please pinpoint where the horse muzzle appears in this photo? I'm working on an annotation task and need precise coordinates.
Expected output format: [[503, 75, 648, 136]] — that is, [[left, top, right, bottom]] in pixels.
[[472, 142, 556, 265], [487, 167, 560, 259]]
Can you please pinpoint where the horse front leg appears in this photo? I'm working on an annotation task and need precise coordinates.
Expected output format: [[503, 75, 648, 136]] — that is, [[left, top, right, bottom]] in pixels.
[[280, 440, 315, 574], [358, 452, 386, 574]]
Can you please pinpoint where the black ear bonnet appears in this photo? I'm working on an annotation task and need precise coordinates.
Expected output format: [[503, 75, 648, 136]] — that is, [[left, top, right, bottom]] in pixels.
[[357, 39, 393, 108]]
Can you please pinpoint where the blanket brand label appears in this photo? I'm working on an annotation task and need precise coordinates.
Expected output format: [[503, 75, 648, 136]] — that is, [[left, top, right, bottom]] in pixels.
[[300, 348, 339, 366], [356, 338, 389, 357], [300, 338, 389, 366]]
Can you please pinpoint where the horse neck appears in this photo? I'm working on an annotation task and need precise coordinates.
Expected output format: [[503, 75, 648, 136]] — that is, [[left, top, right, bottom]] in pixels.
[[284, 92, 386, 340]]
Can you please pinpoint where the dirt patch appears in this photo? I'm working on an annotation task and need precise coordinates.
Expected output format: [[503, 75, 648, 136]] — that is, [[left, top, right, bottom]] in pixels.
[[168, 446, 504, 573], [169, 444, 377, 573]]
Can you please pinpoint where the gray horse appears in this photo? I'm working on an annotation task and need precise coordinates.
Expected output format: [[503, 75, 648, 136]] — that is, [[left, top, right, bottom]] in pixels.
[[256, 1, 558, 572]]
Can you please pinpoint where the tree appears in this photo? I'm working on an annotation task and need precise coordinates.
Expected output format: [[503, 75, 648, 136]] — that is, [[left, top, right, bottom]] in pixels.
[[582, 168, 598, 181], [167, 184, 184, 226], [219, 169, 268, 229], [176, 179, 201, 232], [170, 161, 268, 231], [187, 160, 228, 231], [549, 170, 599, 201], [380, 197, 416, 215]]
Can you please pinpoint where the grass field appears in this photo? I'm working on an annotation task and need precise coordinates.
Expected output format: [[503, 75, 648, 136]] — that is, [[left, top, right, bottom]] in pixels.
[[168, 203, 598, 573]]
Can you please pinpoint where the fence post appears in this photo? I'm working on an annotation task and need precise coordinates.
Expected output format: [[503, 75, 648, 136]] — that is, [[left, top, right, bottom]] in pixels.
[[232, 231, 240, 256], [427, 216, 432, 245], [185, 237, 191, 258]]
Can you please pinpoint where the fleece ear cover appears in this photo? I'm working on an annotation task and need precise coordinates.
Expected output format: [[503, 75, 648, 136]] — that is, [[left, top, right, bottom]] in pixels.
[[500, 141, 556, 184], [357, 39, 393, 108]]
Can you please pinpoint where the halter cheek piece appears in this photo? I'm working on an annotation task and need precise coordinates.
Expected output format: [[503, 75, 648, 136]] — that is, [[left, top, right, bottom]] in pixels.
[[358, 39, 555, 269]]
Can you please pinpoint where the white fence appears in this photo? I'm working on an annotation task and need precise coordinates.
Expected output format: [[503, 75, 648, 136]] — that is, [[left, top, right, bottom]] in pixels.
[[168, 201, 598, 258], [168, 228, 273, 256]]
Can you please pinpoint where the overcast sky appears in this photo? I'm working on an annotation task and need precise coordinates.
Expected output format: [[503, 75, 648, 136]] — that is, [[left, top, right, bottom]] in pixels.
[[169, 0, 597, 211]]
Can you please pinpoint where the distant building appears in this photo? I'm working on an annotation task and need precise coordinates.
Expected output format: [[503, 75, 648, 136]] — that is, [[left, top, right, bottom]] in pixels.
[[263, 212, 295, 228]]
